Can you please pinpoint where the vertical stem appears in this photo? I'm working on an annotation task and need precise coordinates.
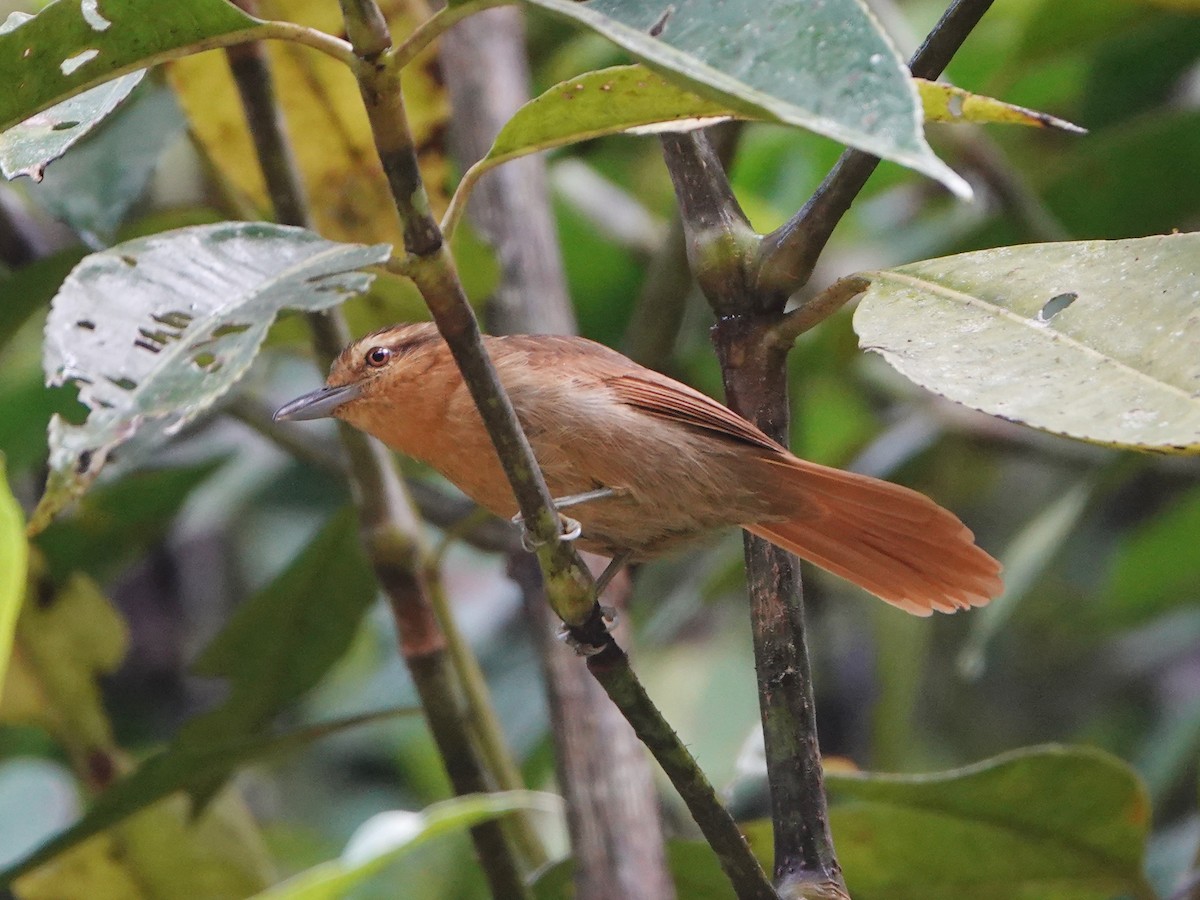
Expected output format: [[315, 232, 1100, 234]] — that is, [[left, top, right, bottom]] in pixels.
[[659, 129, 844, 897], [439, 8, 673, 896], [713, 319, 843, 897]]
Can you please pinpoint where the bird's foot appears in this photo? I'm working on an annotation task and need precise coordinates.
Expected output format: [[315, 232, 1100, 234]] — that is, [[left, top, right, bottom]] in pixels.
[[556, 605, 617, 656], [512, 486, 627, 551], [516, 513, 582, 552]]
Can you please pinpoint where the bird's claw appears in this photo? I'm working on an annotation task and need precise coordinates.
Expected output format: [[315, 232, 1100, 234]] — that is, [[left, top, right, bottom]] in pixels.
[[514, 513, 582, 552], [556, 624, 607, 656], [554, 604, 617, 656]]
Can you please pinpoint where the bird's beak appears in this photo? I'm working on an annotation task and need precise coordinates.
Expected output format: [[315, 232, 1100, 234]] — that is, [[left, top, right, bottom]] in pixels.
[[273, 382, 364, 422]]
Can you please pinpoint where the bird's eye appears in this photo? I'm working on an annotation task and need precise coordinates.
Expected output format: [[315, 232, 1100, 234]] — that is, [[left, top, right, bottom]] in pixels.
[[365, 346, 392, 368]]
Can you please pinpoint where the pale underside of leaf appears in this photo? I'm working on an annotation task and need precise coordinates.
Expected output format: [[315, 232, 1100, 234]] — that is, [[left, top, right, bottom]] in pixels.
[[30, 223, 390, 533], [0, 71, 144, 181], [853, 234, 1200, 452]]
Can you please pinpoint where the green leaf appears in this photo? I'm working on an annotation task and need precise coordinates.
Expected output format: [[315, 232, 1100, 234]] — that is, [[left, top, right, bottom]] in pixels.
[[36, 460, 225, 584], [0, 458, 27, 691], [183, 508, 377, 747], [519, 0, 969, 196], [1104, 483, 1200, 625], [633, 747, 1151, 899], [255, 792, 560, 900], [825, 745, 1153, 899], [0, 11, 143, 183], [0, 0, 258, 134], [13, 790, 273, 900], [0, 707, 416, 887], [916, 78, 1085, 133], [4, 572, 126, 755], [31, 223, 391, 533], [853, 233, 1200, 452], [443, 64, 733, 237]]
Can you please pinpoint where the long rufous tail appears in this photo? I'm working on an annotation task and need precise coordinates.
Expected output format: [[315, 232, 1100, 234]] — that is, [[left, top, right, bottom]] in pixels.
[[744, 456, 1003, 616]]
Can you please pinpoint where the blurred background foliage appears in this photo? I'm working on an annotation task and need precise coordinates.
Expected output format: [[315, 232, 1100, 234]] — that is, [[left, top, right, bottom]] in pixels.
[[0, 0, 1198, 897]]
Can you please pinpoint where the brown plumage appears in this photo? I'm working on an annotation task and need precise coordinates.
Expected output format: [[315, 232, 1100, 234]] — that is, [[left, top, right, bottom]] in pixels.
[[275, 323, 1002, 616]]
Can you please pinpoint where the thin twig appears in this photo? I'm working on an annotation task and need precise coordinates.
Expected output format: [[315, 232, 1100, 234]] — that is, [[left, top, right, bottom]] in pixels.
[[770, 275, 871, 346], [584, 639, 778, 900], [388, 0, 514, 70], [755, 0, 997, 296]]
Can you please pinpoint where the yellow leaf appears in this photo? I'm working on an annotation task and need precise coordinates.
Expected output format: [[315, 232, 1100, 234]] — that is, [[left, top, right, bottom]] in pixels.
[[168, 0, 450, 247], [15, 789, 272, 900], [917, 78, 1086, 134], [0, 458, 27, 692], [2, 568, 127, 767]]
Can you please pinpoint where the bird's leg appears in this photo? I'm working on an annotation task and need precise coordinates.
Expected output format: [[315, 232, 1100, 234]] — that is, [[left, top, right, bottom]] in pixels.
[[512, 486, 627, 552], [593, 551, 631, 597]]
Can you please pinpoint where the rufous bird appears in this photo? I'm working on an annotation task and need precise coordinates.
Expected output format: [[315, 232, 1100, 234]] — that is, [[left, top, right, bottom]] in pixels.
[[275, 323, 1002, 615]]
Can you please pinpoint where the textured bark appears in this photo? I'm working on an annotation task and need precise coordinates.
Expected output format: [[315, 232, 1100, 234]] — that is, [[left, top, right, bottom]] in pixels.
[[441, 11, 674, 898]]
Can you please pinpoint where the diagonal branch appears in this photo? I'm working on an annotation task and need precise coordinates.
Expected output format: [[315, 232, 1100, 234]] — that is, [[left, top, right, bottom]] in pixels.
[[439, 10, 673, 897], [225, 10, 534, 895], [339, 3, 599, 631]]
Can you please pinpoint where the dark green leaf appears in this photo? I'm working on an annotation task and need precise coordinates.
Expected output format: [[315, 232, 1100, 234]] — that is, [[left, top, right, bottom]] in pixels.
[[519, 0, 968, 194], [0, 247, 87, 352], [184, 507, 377, 742], [36, 460, 226, 583], [1104, 484, 1200, 626], [0, 0, 258, 134], [826, 745, 1153, 899]]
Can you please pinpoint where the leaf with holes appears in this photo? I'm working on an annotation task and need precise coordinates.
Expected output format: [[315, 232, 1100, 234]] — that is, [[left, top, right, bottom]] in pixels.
[[0, 12, 144, 182], [0, 0, 258, 135], [31, 222, 390, 533], [854, 233, 1200, 452], [518, 0, 969, 196]]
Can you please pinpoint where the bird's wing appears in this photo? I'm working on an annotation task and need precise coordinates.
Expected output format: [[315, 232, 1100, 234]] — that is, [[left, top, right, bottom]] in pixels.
[[604, 373, 782, 453]]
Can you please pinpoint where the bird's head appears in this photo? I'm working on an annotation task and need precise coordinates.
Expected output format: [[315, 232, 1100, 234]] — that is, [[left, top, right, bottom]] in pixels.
[[273, 322, 444, 428]]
